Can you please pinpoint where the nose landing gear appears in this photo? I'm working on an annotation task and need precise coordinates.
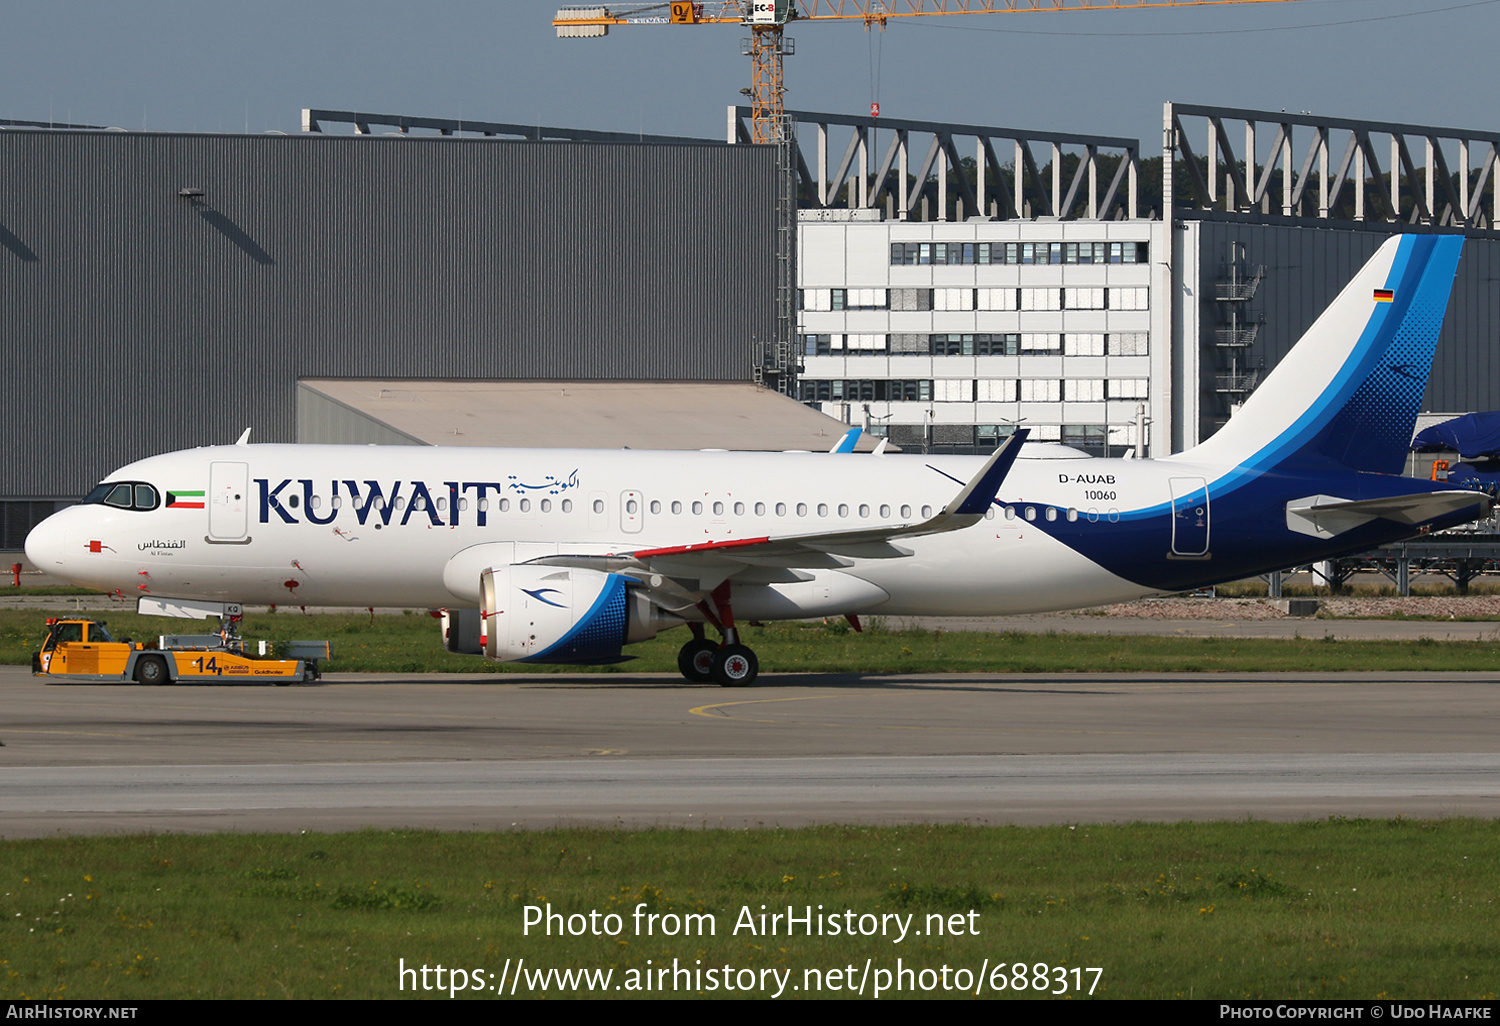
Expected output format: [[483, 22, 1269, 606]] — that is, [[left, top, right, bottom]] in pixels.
[[675, 582, 759, 687]]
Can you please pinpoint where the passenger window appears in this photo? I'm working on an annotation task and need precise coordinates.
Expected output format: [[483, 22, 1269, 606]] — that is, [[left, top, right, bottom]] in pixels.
[[671, 501, 682, 515], [796, 503, 808, 517], [519, 498, 531, 513], [1066, 508, 1078, 522], [1025, 507, 1036, 521], [900, 505, 912, 519], [734, 502, 745, 516], [626, 499, 638, 514], [754, 502, 765, 516], [562, 499, 573, 513], [817, 504, 829, 517], [775, 503, 786, 516], [879, 504, 890, 518], [837, 504, 849, 518], [692, 501, 704, 515], [713, 502, 724, 515], [592, 499, 604, 514], [649, 500, 661, 514], [498, 498, 509, 512], [1045, 508, 1057, 522], [921, 506, 933, 518], [540, 499, 552, 513]]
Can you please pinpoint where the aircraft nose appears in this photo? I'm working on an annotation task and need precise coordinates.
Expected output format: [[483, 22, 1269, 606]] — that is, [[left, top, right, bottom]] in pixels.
[[24, 509, 75, 577]]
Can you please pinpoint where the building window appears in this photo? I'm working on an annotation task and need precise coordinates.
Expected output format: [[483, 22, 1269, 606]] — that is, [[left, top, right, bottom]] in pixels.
[[1107, 332, 1149, 356], [929, 333, 1019, 357], [799, 380, 933, 402], [934, 379, 974, 402], [1063, 287, 1106, 310], [1063, 379, 1106, 403], [1107, 378, 1150, 400], [976, 380, 1018, 403], [890, 240, 1146, 266], [1063, 333, 1105, 357], [1019, 333, 1062, 355], [1020, 379, 1062, 403], [1062, 424, 1109, 454], [889, 288, 933, 311], [1020, 288, 1061, 311], [933, 288, 974, 311], [802, 333, 887, 355]]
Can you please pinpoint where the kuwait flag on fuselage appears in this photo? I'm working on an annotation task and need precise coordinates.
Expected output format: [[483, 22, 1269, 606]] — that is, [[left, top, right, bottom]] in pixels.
[[167, 490, 205, 509]]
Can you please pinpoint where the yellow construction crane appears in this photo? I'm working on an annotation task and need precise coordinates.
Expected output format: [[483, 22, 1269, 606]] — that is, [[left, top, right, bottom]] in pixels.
[[555, 0, 1315, 145]]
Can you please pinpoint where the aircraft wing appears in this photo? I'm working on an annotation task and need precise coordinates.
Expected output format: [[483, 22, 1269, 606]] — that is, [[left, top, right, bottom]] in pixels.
[[534, 429, 1027, 591]]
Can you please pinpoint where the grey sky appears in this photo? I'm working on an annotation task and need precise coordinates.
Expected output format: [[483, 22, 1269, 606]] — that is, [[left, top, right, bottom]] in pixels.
[[2, 0, 1495, 152]]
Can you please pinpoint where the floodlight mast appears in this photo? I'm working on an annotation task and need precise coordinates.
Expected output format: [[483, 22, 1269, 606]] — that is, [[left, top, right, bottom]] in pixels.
[[554, 0, 1315, 146]]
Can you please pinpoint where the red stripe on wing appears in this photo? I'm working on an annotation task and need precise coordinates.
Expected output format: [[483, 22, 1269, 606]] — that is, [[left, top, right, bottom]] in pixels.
[[633, 536, 773, 558]]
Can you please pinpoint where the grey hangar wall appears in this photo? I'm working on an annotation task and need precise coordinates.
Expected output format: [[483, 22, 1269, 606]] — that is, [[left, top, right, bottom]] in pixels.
[[0, 129, 778, 527]]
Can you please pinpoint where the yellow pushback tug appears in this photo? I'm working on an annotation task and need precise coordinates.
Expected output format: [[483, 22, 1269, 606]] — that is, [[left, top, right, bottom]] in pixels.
[[32, 617, 328, 684]]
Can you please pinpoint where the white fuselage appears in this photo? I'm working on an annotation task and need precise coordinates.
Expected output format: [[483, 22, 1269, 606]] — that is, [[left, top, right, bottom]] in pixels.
[[26, 443, 1195, 617]]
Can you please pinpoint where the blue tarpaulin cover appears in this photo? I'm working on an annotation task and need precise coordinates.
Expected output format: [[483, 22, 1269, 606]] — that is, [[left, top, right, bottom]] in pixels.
[[1411, 412, 1500, 459]]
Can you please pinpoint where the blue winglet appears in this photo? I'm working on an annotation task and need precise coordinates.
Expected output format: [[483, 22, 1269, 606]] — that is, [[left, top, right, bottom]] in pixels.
[[830, 427, 863, 454], [950, 428, 1029, 516]]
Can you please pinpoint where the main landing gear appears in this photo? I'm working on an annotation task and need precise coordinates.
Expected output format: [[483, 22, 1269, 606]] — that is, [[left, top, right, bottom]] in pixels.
[[675, 582, 759, 687]]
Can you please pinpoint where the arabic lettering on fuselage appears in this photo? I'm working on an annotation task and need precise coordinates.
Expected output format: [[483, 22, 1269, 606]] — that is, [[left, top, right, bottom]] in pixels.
[[138, 539, 188, 551], [252, 479, 580, 527], [506, 469, 580, 495]]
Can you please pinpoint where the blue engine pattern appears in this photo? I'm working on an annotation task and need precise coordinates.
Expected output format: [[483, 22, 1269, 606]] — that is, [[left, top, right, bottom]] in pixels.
[[523, 573, 629, 663]]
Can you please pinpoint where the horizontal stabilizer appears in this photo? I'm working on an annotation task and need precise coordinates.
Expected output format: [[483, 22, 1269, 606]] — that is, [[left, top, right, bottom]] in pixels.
[[1286, 491, 1490, 539]]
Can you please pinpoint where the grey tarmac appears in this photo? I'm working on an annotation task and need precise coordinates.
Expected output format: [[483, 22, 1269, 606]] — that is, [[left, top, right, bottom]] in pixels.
[[3, 664, 1499, 835]]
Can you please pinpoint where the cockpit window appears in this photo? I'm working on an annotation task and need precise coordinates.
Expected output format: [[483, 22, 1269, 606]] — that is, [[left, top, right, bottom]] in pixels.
[[83, 481, 161, 511]]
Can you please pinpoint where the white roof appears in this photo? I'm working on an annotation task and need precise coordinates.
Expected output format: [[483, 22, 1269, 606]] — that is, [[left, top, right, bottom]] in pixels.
[[298, 379, 891, 452]]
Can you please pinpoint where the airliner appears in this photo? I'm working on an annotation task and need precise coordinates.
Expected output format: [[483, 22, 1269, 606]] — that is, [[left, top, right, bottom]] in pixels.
[[25, 234, 1489, 686]]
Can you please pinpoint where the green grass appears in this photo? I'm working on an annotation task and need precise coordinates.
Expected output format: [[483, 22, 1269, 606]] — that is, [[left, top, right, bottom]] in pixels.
[[5, 609, 1500, 675], [1, 820, 1496, 999]]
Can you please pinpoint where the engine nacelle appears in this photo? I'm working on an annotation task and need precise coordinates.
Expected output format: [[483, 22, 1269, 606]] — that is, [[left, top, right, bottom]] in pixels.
[[479, 564, 681, 663]]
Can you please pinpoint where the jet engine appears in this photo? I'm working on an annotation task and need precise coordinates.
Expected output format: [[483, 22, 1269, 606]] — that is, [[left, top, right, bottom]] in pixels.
[[479, 564, 682, 663]]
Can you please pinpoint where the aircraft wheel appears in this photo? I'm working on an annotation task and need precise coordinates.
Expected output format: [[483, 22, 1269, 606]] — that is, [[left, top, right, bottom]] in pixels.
[[133, 656, 168, 686], [677, 639, 718, 683], [711, 644, 758, 688]]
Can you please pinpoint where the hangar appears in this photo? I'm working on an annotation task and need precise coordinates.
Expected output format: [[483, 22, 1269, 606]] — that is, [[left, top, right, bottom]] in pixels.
[[4, 101, 1499, 554]]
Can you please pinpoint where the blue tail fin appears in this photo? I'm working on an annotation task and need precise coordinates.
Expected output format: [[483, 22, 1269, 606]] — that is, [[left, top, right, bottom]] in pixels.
[[1185, 234, 1464, 476]]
